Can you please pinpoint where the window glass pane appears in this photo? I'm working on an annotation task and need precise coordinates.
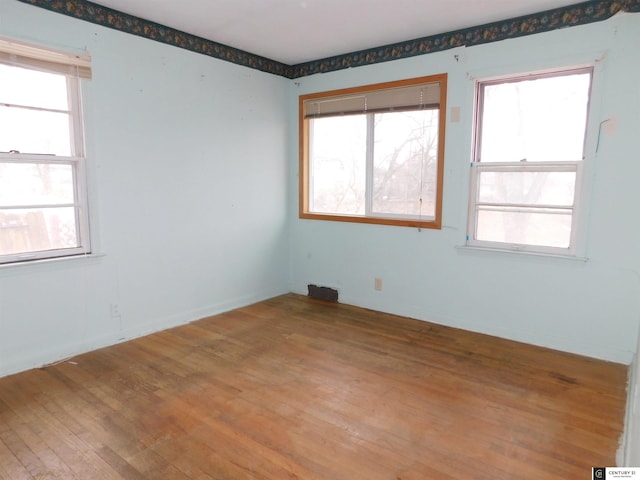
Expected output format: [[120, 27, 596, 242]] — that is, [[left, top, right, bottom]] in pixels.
[[309, 115, 367, 215], [478, 170, 576, 206], [479, 72, 591, 162], [0, 64, 69, 110], [0, 163, 75, 205], [372, 110, 439, 217], [0, 207, 79, 255], [0, 106, 71, 155], [476, 208, 572, 248]]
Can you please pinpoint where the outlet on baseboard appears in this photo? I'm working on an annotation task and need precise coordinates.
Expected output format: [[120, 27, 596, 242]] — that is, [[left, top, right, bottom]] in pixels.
[[374, 278, 383, 291]]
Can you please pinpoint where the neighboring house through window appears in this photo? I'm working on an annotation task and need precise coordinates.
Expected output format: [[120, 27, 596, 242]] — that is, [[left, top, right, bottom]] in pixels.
[[0, 37, 91, 264]]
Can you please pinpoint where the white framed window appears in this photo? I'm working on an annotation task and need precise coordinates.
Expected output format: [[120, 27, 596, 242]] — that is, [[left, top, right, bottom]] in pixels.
[[300, 74, 447, 229], [0, 37, 92, 264], [467, 67, 593, 255]]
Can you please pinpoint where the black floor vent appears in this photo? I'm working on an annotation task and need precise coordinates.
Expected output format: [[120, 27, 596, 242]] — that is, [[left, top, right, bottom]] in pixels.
[[307, 284, 339, 302]]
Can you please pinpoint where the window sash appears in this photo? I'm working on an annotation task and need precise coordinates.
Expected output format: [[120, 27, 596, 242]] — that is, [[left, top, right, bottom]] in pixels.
[[307, 110, 438, 222], [0, 153, 90, 264], [0, 73, 84, 158], [467, 161, 582, 253], [474, 67, 592, 165]]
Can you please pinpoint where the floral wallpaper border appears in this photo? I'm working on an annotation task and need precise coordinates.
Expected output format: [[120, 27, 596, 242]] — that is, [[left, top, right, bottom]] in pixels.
[[294, 0, 640, 78], [15, 0, 640, 79], [15, 0, 294, 77]]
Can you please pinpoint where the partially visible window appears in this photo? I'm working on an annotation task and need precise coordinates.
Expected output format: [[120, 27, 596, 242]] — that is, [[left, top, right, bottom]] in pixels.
[[467, 67, 593, 255], [0, 37, 91, 264], [300, 74, 447, 229]]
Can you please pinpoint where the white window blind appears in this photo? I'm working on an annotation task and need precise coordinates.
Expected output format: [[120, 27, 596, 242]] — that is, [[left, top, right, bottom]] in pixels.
[[0, 37, 91, 79], [303, 82, 440, 118]]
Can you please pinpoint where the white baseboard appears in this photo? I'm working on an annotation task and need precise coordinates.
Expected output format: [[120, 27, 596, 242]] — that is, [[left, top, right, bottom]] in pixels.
[[0, 287, 287, 379]]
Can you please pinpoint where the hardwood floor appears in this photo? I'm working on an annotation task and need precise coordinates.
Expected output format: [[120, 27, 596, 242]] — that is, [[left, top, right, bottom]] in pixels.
[[0, 294, 628, 479]]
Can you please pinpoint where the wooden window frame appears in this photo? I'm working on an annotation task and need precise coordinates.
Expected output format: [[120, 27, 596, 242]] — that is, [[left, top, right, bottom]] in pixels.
[[299, 74, 447, 229]]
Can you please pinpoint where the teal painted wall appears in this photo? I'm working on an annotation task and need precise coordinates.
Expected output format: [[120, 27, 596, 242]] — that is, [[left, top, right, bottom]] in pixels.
[[0, 0, 291, 376], [289, 13, 640, 364]]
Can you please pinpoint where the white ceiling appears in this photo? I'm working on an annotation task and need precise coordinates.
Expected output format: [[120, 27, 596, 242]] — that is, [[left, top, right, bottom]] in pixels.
[[93, 0, 582, 65]]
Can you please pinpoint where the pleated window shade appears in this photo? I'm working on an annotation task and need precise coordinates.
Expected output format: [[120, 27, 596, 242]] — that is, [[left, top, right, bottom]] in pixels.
[[304, 82, 440, 119], [0, 37, 91, 79]]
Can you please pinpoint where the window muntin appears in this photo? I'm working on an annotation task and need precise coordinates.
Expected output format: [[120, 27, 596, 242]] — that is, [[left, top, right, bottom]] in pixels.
[[468, 68, 592, 254], [300, 74, 447, 229], [0, 40, 90, 264]]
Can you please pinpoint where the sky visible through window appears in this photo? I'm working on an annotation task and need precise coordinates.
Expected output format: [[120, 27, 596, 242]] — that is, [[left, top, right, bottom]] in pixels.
[[0, 64, 71, 156]]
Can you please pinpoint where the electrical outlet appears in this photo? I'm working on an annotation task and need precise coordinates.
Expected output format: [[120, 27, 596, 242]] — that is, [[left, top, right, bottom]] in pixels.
[[110, 303, 121, 318], [450, 106, 461, 122], [374, 278, 383, 291]]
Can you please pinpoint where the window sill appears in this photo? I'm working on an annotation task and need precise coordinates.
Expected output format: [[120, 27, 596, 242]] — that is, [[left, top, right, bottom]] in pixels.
[[455, 244, 588, 262], [300, 212, 441, 230], [0, 252, 106, 271]]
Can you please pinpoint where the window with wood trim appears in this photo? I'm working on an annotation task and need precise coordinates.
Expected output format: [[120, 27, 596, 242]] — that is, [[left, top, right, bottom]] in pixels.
[[467, 67, 593, 255], [0, 37, 91, 264], [299, 74, 447, 229]]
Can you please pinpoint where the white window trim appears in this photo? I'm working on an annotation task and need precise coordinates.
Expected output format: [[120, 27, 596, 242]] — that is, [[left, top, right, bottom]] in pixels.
[[0, 252, 105, 273], [0, 40, 91, 265], [465, 63, 598, 258]]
